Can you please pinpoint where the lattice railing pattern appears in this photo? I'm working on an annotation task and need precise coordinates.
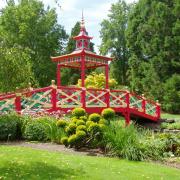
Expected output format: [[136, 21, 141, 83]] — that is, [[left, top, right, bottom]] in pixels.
[[0, 97, 15, 113], [145, 101, 157, 116], [86, 89, 107, 107], [110, 91, 127, 108], [57, 88, 82, 108], [129, 94, 143, 111], [21, 90, 52, 113]]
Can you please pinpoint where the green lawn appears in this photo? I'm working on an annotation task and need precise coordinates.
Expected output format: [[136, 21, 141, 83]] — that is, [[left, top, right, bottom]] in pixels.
[[0, 146, 179, 180], [161, 113, 180, 121]]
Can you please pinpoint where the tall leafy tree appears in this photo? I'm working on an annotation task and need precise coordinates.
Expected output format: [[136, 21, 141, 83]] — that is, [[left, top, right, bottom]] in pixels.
[[0, 0, 68, 87], [0, 44, 35, 92], [126, 0, 180, 112], [100, 0, 130, 85], [126, 0, 180, 92]]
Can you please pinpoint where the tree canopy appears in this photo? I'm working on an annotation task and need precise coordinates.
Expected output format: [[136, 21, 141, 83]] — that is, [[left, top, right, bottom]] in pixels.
[[0, 0, 67, 89]]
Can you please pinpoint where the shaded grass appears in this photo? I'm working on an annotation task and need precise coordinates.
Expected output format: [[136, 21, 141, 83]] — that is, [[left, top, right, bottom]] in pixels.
[[0, 146, 179, 180]]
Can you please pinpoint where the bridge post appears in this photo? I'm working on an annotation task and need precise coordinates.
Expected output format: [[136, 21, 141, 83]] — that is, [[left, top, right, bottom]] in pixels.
[[51, 80, 57, 111], [81, 87, 86, 109], [125, 91, 130, 125], [142, 94, 146, 114], [15, 91, 22, 114], [106, 89, 110, 108]]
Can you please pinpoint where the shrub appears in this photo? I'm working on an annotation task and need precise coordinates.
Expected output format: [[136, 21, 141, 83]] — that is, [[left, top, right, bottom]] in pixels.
[[80, 116, 88, 121], [68, 134, 78, 146], [101, 108, 115, 120], [72, 108, 86, 118], [0, 113, 18, 140], [76, 125, 86, 132], [56, 119, 68, 128], [86, 120, 93, 127], [89, 113, 101, 123], [24, 120, 47, 141], [76, 130, 86, 140], [65, 123, 76, 135], [61, 137, 69, 146], [71, 117, 78, 124], [88, 123, 101, 134], [99, 118, 108, 125], [76, 120, 85, 126]]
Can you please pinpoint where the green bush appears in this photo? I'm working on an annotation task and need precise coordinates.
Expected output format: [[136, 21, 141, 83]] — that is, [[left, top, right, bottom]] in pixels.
[[160, 122, 168, 129], [0, 113, 18, 141], [86, 120, 93, 127], [80, 116, 88, 121], [76, 125, 86, 132], [68, 134, 78, 146], [61, 137, 69, 146], [76, 120, 85, 126], [99, 118, 108, 125], [101, 108, 115, 120], [89, 113, 101, 123], [72, 108, 86, 118], [65, 123, 76, 135], [56, 119, 68, 128], [71, 117, 78, 124], [88, 123, 101, 134], [76, 130, 86, 140], [24, 120, 47, 141]]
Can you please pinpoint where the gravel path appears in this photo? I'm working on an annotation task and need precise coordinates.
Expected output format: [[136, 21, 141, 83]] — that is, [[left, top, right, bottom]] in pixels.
[[0, 141, 104, 156]]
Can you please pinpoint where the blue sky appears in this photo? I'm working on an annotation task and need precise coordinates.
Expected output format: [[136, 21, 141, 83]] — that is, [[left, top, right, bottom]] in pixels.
[[1, 0, 137, 52]]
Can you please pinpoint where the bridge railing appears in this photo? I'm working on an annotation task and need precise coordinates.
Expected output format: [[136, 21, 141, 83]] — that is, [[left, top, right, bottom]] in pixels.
[[0, 84, 161, 120]]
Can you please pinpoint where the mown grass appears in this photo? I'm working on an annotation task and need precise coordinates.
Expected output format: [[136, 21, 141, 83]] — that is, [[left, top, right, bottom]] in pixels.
[[161, 113, 180, 121], [0, 146, 179, 180]]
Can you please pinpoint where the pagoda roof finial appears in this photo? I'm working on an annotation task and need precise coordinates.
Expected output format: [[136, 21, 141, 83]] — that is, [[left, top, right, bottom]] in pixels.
[[81, 9, 85, 30]]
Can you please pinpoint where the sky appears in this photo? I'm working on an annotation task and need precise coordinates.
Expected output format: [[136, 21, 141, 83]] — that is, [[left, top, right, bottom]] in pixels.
[[0, 0, 137, 52]]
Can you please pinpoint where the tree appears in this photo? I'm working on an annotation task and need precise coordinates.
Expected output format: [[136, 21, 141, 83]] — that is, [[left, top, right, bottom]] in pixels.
[[0, 0, 68, 87], [162, 74, 180, 114], [0, 44, 35, 92], [77, 72, 117, 89], [100, 0, 131, 85], [126, 0, 180, 93]]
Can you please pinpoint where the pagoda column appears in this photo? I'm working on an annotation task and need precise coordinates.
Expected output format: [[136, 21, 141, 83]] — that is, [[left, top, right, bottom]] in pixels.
[[81, 54, 86, 109], [57, 64, 61, 86], [81, 54, 85, 87], [105, 64, 109, 89]]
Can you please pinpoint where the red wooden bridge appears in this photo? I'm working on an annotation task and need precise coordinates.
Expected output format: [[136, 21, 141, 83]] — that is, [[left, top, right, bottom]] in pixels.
[[0, 82, 160, 125], [0, 15, 161, 124]]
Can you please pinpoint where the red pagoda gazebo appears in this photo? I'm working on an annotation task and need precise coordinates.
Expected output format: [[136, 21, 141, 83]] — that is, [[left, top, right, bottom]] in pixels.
[[51, 15, 112, 89]]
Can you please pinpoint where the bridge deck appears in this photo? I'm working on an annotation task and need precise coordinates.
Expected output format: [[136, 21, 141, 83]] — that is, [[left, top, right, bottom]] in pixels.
[[0, 86, 160, 124]]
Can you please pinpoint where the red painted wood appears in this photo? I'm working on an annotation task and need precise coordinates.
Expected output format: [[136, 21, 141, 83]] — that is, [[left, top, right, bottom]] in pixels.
[[51, 87, 57, 111], [57, 64, 61, 86], [15, 95, 21, 114]]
